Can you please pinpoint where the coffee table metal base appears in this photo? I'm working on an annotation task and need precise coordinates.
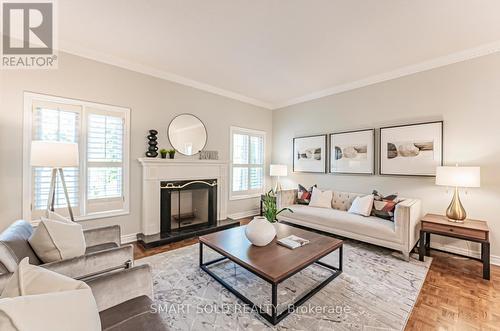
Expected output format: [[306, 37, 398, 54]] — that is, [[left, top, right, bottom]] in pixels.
[[199, 242, 343, 325]]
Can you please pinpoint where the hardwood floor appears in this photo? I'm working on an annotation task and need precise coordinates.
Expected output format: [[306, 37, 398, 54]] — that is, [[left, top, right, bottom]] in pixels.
[[406, 250, 500, 330], [133, 218, 500, 330]]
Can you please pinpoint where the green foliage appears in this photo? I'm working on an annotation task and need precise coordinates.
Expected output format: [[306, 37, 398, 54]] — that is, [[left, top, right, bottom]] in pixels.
[[262, 190, 293, 223], [160, 149, 168, 154], [168, 149, 176, 154]]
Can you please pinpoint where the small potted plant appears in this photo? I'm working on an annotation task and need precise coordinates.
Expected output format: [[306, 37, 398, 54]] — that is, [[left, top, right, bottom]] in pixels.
[[262, 190, 293, 231], [159, 149, 168, 159], [168, 149, 176, 159]]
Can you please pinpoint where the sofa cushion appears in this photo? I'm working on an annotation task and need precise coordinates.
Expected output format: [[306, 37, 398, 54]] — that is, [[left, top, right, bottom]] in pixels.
[[0, 258, 101, 331], [29, 218, 86, 263], [348, 195, 374, 217], [0, 220, 41, 273], [0, 289, 101, 331], [1, 257, 88, 298], [297, 184, 316, 205], [309, 187, 333, 208], [331, 191, 364, 211], [100, 295, 168, 331], [371, 190, 399, 221], [283, 205, 399, 243]]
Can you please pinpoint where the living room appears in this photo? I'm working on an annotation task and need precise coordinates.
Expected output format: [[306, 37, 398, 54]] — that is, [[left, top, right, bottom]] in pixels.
[[0, 1, 499, 330]]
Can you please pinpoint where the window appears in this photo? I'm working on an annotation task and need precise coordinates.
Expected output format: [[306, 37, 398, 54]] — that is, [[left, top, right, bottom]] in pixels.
[[230, 127, 265, 200], [23, 93, 130, 221]]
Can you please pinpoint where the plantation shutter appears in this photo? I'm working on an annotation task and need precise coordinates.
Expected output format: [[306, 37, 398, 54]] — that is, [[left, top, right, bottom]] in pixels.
[[231, 128, 265, 198], [86, 108, 125, 211], [31, 101, 81, 215]]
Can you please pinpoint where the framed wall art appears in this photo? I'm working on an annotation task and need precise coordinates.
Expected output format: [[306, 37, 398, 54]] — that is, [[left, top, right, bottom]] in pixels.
[[379, 121, 443, 176], [329, 129, 375, 175], [293, 135, 327, 173]]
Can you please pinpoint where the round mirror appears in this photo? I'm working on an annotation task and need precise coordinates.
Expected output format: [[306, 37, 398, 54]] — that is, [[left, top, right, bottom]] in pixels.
[[167, 114, 207, 156]]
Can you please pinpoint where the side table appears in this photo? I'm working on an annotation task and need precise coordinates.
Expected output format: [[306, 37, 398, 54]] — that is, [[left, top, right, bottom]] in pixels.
[[419, 213, 490, 280]]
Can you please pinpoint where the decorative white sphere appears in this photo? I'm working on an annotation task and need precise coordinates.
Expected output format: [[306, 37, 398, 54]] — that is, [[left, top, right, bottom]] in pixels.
[[245, 216, 277, 246]]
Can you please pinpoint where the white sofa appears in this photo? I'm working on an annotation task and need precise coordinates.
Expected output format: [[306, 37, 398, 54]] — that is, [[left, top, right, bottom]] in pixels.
[[276, 189, 422, 261]]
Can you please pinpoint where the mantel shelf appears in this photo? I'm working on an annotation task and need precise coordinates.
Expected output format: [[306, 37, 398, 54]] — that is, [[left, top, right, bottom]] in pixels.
[[138, 157, 227, 166]]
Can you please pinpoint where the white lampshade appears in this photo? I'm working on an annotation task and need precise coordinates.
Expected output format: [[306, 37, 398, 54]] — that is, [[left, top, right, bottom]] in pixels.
[[436, 166, 480, 188], [31, 141, 79, 167], [270, 164, 287, 177]]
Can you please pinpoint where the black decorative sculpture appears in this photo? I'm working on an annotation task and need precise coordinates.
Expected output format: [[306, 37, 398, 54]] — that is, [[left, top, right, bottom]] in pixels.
[[146, 129, 159, 157]]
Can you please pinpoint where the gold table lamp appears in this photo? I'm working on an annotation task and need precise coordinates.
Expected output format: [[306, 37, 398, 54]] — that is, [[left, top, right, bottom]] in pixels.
[[436, 165, 480, 222]]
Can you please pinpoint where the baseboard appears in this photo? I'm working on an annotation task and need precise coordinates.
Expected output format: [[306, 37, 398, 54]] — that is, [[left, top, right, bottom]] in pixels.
[[121, 233, 138, 244], [430, 242, 500, 266], [227, 209, 260, 220]]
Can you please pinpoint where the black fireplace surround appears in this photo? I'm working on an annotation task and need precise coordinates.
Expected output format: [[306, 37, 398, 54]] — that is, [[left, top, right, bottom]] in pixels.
[[137, 178, 239, 249], [160, 179, 217, 233]]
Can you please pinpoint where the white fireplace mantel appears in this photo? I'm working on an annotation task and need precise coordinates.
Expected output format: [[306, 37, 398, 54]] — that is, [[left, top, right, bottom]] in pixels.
[[138, 158, 228, 235]]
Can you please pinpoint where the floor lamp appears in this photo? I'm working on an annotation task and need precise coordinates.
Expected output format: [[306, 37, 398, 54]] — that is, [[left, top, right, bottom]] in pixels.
[[31, 141, 79, 222], [270, 164, 288, 192]]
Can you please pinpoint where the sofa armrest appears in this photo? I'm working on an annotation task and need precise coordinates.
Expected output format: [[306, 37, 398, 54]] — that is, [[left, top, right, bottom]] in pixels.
[[42, 244, 134, 279], [86, 264, 153, 312], [277, 189, 297, 209], [394, 199, 422, 253], [84, 225, 121, 247]]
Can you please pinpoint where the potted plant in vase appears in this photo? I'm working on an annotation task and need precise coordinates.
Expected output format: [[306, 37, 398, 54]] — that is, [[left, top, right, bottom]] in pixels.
[[262, 190, 293, 232], [168, 149, 176, 159], [245, 190, 293, 246], [160, 149, 168, 159]]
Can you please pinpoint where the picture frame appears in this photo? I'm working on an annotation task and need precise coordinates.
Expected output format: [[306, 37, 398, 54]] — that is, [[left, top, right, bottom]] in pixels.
[[329, 129, 375, 175], [293, 134, 327, 173], [379, 121, 443, 176]]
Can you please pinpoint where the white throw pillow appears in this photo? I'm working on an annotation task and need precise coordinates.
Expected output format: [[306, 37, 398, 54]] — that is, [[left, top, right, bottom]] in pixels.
[[309, 187, 333, 209], [28, 218, 86, 263], [348, 195, 374, 217], [1, 258, 88, 298], [0, 258, 101, 331]]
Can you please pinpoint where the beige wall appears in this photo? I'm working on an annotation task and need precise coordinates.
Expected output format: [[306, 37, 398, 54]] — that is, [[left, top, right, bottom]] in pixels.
[[273, 53, 500, 261], [0, 52, 272, 237]]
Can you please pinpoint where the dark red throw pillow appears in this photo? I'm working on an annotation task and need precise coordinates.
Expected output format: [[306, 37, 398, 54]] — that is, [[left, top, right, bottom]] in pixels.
[[371, 190, 400, 221], [297, 184, 316, 205]]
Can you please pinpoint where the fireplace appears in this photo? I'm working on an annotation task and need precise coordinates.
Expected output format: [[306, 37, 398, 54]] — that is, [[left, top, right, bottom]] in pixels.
[[160, 179, 217, 233], [137, 158, 239, 249]]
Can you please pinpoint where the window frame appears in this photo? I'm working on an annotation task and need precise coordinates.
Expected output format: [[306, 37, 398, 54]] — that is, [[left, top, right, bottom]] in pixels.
[[229, 126, 266, 201], [23, 92, 130, 222]]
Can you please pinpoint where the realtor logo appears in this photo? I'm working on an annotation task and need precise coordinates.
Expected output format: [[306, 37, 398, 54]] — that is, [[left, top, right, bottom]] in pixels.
[[1, 0, 57, 68]]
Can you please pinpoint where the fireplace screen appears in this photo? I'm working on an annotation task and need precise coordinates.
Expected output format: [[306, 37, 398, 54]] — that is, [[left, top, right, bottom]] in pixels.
[[160, 179, 217, 233]]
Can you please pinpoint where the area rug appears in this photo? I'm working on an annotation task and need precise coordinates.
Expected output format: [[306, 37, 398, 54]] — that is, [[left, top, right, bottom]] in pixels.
[[138, 240, 431, 331]]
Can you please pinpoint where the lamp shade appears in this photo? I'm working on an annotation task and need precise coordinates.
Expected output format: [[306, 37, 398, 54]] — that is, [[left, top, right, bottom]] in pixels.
[[435, 166, 480, 188], [270, 164, 287, 177], [31, 141, 79, 167]]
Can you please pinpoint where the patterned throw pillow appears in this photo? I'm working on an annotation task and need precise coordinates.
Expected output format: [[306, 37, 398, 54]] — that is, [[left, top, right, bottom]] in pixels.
[[297, 184, 317, 205], [371, 190, 399, 221]]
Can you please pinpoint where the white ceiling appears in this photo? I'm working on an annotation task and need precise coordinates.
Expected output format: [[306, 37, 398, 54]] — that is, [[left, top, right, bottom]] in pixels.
[[59, 0, 500, 109]]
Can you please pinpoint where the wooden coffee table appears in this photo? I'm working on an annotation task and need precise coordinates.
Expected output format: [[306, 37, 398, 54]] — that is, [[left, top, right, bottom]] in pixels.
[[199, 223, 343, 325]]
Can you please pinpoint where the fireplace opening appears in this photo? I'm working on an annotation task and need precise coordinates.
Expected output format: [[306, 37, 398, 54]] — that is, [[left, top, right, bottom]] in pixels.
[[160, 179, 217, 233]]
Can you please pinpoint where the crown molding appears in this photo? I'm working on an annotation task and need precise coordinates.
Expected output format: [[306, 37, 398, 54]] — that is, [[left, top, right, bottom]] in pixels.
[[59, 39, 500, 111], [273, 40, 500, 109], [58, 40, 274, 110]]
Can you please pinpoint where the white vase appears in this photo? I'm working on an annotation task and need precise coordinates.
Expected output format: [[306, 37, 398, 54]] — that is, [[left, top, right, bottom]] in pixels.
[[245, 216, 277, 246], [272, 222, 280, 233]]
